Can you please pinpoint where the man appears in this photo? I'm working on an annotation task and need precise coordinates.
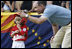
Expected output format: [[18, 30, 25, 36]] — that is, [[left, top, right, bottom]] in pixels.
[[18, 1, 71, 48]]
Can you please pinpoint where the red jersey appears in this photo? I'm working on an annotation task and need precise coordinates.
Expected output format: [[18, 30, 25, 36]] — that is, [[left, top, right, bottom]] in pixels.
[[10, 25, 28, 41]]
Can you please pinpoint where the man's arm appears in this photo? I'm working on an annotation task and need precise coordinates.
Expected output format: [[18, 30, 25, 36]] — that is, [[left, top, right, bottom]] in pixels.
[[28, 16, 48, 24], [18, 11, 47, 24], [50, 24, 59, 42], [24, 14, 59, 35]]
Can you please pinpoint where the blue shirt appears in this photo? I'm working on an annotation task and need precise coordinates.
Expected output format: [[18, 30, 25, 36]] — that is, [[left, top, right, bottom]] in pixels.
[[42, 5, 71, 26]]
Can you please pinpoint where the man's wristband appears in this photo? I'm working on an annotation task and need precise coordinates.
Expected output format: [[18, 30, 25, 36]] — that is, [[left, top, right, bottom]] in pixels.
[[25, 14, 29, 18]]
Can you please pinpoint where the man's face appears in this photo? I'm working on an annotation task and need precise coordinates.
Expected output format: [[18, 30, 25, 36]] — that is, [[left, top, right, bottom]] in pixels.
[[15, 16, 22, 24], [34, 4, 45, 14]]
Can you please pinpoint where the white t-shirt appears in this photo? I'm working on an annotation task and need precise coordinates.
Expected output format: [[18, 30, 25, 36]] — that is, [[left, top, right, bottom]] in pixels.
[[3, 4, 10, 10]]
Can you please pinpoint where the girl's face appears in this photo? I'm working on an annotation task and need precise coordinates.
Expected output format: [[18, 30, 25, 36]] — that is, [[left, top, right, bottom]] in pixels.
[[15, 16, 22, 24]]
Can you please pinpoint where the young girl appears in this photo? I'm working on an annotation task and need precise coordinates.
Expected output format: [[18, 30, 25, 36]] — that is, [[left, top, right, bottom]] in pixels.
[[10, 15, 28, 48]]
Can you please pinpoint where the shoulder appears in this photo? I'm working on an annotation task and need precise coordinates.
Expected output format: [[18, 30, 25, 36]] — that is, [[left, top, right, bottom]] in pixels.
[[44, 5, 58, 13], [46, 5, 55, 8], [45, 5, 58, 10]]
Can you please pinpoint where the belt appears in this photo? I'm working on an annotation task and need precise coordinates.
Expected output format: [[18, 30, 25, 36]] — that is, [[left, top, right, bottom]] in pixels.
[[67, 21, 71, 25]]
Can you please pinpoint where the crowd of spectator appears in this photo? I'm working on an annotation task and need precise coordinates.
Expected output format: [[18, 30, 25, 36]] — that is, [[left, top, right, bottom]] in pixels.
[[1, 1, 71, 12]]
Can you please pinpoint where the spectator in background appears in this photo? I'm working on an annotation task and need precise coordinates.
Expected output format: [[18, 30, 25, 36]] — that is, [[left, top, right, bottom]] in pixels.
[[52, 1, 71, 10], [15, 1, 23, 11], [1, 1, 4, 12], [21, 1, 32, 11], [1, 1, 10, 12], [15, 1, 32, 12], [18, 1, 71, 48], [6, 1, 15, 12], [66, 1, 71, 10], [1, 1, 15, 12], [61, 1, 67, 8], [53, 1, 67, 8], [47, 1, 53, 4], [53, 1, 62, 6]]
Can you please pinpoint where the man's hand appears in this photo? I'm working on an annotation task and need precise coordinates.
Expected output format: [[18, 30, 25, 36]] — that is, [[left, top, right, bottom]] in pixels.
[[17, 10, 29, 18], [17, 11, 26, 17]]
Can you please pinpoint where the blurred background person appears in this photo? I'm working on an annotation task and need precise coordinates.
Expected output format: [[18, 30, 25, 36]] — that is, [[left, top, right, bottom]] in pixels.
[[6, 1, 15, 12], [61, 1, 66, 8], [1, 1, 15, 12], [21, 1, 32, 11], [1, 1, 4, 12], [66, 1, 71, 10], [15, 1, 32, 12], [53, 1, 62, 6], [1, 1, 10, 12], [15, 1, 23, 11], [47, 1, 53, 4], [53, 1, 67, 8]]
